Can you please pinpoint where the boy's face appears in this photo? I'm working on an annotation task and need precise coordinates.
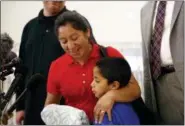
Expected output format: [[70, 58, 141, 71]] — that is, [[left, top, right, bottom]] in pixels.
[[91, 66, 111, 98]]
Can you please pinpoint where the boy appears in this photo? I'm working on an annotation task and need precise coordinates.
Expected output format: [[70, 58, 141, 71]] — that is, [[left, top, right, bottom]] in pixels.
[[91, 57, 140, 125]]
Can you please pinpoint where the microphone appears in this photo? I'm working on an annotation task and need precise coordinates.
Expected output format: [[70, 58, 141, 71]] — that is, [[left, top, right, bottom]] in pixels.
[[0, 74, 23, 111], [4, 51, 17, 64], [1, 74, 45, 125], [0, 69, 14, 81], [0, 52, 18, 80], [0, 67, 26, 111], [7, 74, 45, 114], [0, 57, 21, 72], [0, 33, 14, 66]]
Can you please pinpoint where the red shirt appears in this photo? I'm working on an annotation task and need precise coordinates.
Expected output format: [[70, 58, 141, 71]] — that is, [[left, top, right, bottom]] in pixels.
[[47, 44, 123, 121]]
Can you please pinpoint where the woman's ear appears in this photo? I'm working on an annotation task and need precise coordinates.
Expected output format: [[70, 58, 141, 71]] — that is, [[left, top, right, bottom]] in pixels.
[[109, 81, 120, 90]]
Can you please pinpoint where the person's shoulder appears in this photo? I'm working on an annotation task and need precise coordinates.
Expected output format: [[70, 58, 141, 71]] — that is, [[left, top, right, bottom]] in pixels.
[[28, 17, 38, 24], [51, 54, 69, 67], [141, 1, 154, 12], [23, 16, 38, 32], [111, 102, 131, 119], [106, 46, 123, 58], [113, 102, 138, 115], [24, 8, 43, 28], [100, 103, 138, 125], [112, 102, 140, 125], [52, 53, 68, 63], [113, 102, 132, 111], [108, 103, 131, 124]]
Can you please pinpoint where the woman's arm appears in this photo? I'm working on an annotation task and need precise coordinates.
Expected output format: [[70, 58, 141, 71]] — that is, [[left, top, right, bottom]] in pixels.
[[96, 113, 113, 125], [45, 93, 61, 107], [106, 47, 141, 101], [109, 74, 141, 102]]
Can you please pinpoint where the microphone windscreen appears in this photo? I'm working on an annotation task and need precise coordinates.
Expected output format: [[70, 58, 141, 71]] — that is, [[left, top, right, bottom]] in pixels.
[[0, 33, 14, 64], [26, 74, 45, 90], [14, 64, 27, 75], [5, 51, 17, 63]]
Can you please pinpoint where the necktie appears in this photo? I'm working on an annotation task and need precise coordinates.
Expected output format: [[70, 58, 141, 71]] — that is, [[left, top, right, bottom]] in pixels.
[[150, 1, 167, 80]]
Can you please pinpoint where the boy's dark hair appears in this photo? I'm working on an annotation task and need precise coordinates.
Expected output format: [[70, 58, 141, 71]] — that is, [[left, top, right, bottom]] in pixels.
[[96, 57, 131, 87], [55, 10, 89, 36]]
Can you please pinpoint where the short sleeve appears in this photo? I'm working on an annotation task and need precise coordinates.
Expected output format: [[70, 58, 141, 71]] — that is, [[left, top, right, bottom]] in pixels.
[[106, 46, 124, 58], [47, 61, 61, 95]]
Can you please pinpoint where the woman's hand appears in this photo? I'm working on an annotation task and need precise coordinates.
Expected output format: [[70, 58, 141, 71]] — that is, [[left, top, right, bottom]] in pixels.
[[16, 110, 25, 125], [94, 91, 115, 124]]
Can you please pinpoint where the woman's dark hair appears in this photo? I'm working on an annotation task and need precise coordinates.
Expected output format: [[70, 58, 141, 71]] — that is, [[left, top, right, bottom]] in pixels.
[[55, 10, 89, 36], [96, 57, 132, 87]]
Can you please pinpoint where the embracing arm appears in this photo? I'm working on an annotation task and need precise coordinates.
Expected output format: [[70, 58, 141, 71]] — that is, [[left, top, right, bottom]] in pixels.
[[109, 74, 141, 102], [94, 47, 141, 123], [106, 47, 141, 102], [94, 74, 141, 123]]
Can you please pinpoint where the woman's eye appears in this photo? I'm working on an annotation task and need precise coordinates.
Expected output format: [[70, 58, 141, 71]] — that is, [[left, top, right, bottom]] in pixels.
[[95, 80, 100, 83], [71, 36, 78, 41], [60, 39, 67, 44]]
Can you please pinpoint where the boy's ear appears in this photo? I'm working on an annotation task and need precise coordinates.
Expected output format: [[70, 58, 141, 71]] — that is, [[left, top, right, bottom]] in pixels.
[[109, 81, 120, 90]]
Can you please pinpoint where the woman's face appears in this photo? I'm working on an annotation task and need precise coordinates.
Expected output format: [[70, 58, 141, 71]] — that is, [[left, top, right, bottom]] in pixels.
[[58, 23, 91, 60], [91, 66, 111, 98]]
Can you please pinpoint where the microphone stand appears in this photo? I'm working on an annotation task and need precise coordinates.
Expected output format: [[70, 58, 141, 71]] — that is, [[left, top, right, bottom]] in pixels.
[[0, 69, 14, 81], [0, 73, 44, 125], [0, 73, 23, 124], [0, 89, 4, 124], [0, 88, 26, 125], [0, 77, 6, 120], [0, 69, 14, 120]]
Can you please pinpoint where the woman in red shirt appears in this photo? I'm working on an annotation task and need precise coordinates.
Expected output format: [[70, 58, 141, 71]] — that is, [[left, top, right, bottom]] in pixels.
[[45, 10, 141, 124]]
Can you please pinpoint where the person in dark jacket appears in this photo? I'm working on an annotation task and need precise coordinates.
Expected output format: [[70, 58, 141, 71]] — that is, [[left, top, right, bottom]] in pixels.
[[15, 1, 96, 125]]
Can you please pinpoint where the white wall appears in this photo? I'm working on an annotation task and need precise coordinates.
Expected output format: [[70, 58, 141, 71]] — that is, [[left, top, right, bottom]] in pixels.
[[66, 1, 146, 43], [1, 1, 147, 53], [1, 1, 43, 53]]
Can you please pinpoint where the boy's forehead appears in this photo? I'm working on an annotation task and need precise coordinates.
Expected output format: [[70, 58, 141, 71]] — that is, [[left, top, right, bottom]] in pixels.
[[93, 66, 103, 77]]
